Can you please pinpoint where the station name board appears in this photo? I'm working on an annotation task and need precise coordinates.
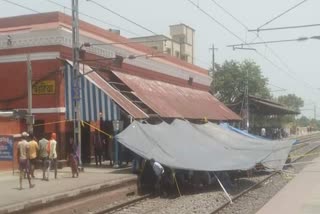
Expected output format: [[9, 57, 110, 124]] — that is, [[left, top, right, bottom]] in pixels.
[[32, 80, 56, 95]]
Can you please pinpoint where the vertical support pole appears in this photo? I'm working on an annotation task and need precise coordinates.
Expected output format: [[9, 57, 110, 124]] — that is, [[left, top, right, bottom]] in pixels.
[[114, 130, 119, 168], [72, 0, 82, 167], [26, 54, 33, 134], [211, 43, 215, 74], [245, 69, 250, 130]]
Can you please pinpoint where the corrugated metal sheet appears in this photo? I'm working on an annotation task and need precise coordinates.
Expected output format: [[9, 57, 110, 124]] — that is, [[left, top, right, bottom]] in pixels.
[[64, 63, 120, 121], [112, 71, 241, 121], [66, 60, 149, 120]]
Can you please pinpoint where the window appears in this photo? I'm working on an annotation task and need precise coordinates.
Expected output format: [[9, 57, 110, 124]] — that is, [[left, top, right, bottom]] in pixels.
[[175, 51, 180, 58], [151, 46, 158, 50]]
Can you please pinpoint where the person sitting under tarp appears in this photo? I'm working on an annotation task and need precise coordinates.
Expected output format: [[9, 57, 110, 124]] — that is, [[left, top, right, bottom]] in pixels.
[[137, 159, 156, 194], [150, 158, 165, 195]]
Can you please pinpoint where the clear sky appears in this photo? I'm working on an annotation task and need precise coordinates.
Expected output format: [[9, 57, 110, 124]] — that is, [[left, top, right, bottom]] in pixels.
[[1, 0, 319, 118]]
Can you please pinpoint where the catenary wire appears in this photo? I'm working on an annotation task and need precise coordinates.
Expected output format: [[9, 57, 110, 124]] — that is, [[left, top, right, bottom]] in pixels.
[[257, 0, 308, 30], [87, 0, 158, 35], [206, 0, 319, 92], [86, 0, 212, 68], [249, 23, 320, 32], [1, 0, 40, 13], [46, 0, 141, 37]]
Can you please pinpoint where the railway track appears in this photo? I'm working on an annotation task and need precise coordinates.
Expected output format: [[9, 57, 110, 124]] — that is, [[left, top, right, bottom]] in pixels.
[[91, 133, 320, 214], [211, 133, 320, 214]]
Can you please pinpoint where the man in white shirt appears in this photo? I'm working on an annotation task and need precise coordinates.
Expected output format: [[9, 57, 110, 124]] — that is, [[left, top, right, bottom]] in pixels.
[[150, 158, 164, 195], [17, 132, 35, 190], [261, 128, 266, 137], [48, 132, 58, 180]]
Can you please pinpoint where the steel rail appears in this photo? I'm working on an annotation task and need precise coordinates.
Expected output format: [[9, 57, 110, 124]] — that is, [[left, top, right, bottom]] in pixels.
[[93, 134, 320, 214], [92, 194, 153, 214], [210, 136, 320, 214]]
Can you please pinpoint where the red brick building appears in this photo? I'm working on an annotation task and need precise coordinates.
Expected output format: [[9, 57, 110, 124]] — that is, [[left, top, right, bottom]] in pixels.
[[0, 12, 240, 169]]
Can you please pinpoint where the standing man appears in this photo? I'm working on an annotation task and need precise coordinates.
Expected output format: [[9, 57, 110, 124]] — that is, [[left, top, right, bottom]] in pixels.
[[38, 134, 49, 180], [93, 130, 103, 166], [17, 132, 35, 190], [28, 134, 39, 178], [48, 132, 58, 180], [261, 128, 266, 137], [150, 158, 164, 195]]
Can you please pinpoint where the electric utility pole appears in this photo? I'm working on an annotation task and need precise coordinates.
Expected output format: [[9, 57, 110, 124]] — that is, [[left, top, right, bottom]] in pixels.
[[72, 0, 82, 167], [26, 54, 34, 134], [245, 69, 249, 130], [209, 44, 218, 76]]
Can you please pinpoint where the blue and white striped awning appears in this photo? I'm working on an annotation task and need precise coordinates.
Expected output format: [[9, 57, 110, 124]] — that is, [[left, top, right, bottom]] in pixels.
[[64, 63, 120, 121]]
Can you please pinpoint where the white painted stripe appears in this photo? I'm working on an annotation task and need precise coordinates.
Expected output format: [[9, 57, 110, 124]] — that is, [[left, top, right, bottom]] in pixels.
[[84, 78, 89, 121], [95, 86, 100, 121], [0, 52, 60, 63], [107, 95, 111, 121], [79, 75, 83, 121], [89, 81, 94, 121], [67, 66, 73, 120], [101, 91, 106, 120], [25, 107, 67, 114], [113, 103, 118, 120]]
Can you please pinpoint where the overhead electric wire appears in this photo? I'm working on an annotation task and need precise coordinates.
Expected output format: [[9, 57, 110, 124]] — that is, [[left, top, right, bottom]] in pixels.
[[257, 0, 308, 30], [87, 0, 158, 35], [210, 0, 248, 30], [86, 0, 212, 68], [1, 0, 40, 13], [249, 23, 320, 32], [210, 0, 298, 75], [46, 0, 141, 37], [188, 0, 319, 93], [208, 0, 319, 91], [186, 0, 244, 42]]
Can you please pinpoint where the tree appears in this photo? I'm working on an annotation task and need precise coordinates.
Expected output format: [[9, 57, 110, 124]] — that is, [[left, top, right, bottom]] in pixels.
[[296, 116, 310, 127], [211, 60, 271, 104], [276, 94, 304, 127], [277, 94, 304, 111]]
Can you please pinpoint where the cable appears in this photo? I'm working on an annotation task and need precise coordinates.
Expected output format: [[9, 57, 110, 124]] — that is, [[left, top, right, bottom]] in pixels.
[[210, 0, 248, 30], [187, 0, 244, 42], [87, 0, 212, 68], [250, 23, 320, 32], [210, 0, 296, 74], [268, 82, 287, 91], [206, 0, 319, 93], [87, 0, 158, 35], [1, 0, 40, 13], [257, 0, 308, 30], [46, 0, 141, 37]]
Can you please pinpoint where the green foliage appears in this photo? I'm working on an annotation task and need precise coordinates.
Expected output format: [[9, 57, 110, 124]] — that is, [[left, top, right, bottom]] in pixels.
[[278, 94, 304, 111], [296, 116, 310, 127], [211, 60, 271, 104]]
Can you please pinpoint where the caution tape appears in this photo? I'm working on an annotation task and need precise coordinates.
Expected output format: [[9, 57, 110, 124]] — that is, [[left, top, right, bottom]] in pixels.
[[80, 120, 113, 139], [32, 119, 113, 138], [33, 119, 74, 127]]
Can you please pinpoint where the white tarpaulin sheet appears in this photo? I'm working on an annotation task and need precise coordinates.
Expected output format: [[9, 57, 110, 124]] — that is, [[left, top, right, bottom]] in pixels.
[[116, 120, 294, 171]]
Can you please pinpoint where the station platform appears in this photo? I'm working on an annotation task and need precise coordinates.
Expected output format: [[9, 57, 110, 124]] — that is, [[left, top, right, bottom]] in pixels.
[[257, 156, 320, 214], [0, 164, 136, 214]]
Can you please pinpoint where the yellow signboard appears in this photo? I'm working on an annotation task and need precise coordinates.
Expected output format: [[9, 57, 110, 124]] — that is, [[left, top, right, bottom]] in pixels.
[[32, 80, 56, 95]]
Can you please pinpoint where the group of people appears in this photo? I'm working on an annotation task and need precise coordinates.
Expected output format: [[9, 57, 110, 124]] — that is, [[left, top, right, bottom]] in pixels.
[[92, 130, 131, 167], [137, 158, 238, 197], [259, 127, 288, 139], [17, 132, 58, 190]]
